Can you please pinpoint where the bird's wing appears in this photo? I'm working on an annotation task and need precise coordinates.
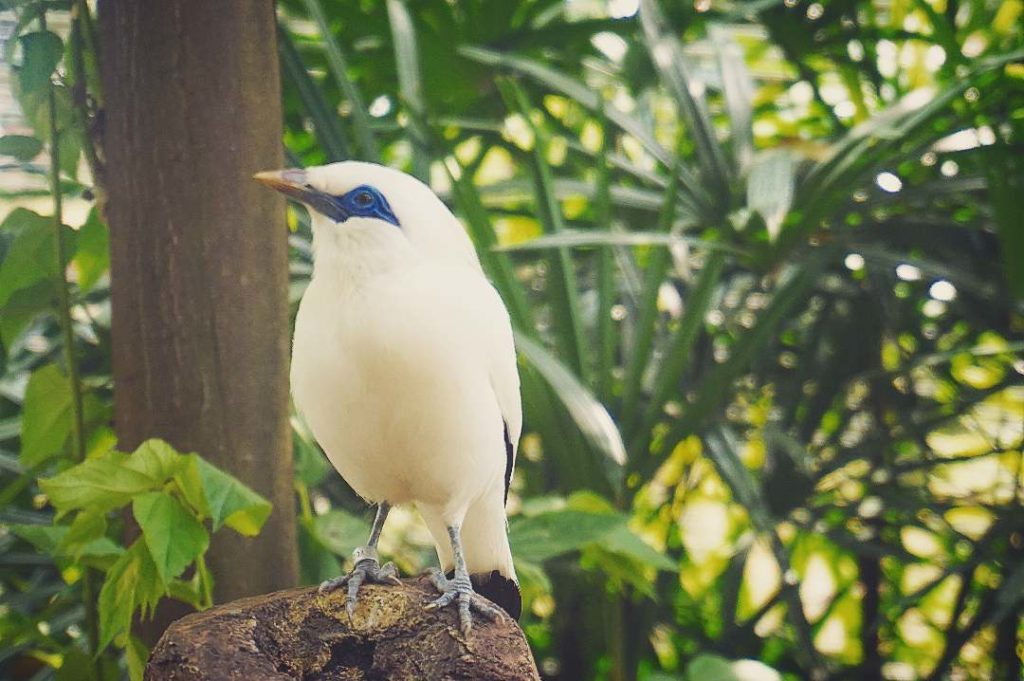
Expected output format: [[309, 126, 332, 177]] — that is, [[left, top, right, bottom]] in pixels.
[[481, 282, 522, 503]]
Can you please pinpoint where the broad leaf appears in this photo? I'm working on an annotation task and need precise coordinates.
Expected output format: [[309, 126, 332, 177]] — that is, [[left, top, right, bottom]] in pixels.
[[98, 539, 164, 651], [310, 509, 371, 557], [57, 509, 107, 558], [685, 655, 741, 681], [599, 523, 676, 572], [133, 491, 209, 583], [73, 207, 110, 291], [125, 636, 149, 681], [194, 455, 272, 535], [0, 280, 53, 347], [40, 451, 161, 514], [17, 31, 63, 94], [0, 134, 42, 160], [19, 364, 72, 467], [509, 508, 622, 563], [125, 439, 185, 482], [11, 523, 66, 554], [0, 207, 64, 308]]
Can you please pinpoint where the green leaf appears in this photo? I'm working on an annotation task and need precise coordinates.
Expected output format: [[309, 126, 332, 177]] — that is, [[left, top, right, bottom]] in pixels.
[[386, 0, 429, 180], [57, 112, 82, 181], [73, 207, 109, 291], [125, 439, 186, 482], [299, 518, 343, 584], [11, 521, 122, 563], [659, 257, 825, 459], [594, 109, 615, 403], [293, 418, 331, 487], [622, 166, 682, 432], [310, 509, 371, 557], [18, 31, 63, 94], [0, 280, 53, 347], [497, 230, 744, 254], [985, 139, 1023, 299], [194, 455, 272, 535], [301, 0, 378, 161], [98, 539, 164, 651], [599, 523, 676, 571], [0, 207, 60, 309], [516, 333, 626, 488], [126, 635, 149, 681], [639, 0, 731, 205], [710, 25, 754, 173], [458, 45, 710, 216], [747, 151, 795, 242], [57, 509, 107, 558], [789, 49, 1024, 249], [11, 523, 66, 554], [476, 176, 674, 214], [444, 159, 533, 330], [501, 79, 586, 378], [703, 429, 772, 530], [133, 491, 209, 583], [509, 508, 622, 563], [631, 251, 726, 449], [278, 27, 349, 161], [40, 451, 161, 514], [0, 134, 42, 160], [19, 363, 72, 467], [172, 454, 210, 519], [685, 654, 741, 681]]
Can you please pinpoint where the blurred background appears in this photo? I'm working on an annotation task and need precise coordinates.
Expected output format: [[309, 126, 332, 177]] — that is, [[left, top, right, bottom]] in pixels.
[[1, 0, 1022, 680]]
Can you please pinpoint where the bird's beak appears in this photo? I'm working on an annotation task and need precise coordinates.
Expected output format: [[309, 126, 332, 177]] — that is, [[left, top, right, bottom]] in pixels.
[[253, 168, 313, 203], [253, 168, 350, 222]]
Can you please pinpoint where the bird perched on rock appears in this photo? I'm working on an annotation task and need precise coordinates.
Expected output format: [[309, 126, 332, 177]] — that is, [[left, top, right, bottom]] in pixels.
[[256, 162, 521, 634]]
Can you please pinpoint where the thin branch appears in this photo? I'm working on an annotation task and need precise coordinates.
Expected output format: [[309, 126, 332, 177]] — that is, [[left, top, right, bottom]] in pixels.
[[42, 10, 100, 678]]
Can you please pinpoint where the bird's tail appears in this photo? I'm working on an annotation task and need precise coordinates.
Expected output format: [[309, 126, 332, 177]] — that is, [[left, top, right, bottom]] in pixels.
[[419, 485, 521, 619]]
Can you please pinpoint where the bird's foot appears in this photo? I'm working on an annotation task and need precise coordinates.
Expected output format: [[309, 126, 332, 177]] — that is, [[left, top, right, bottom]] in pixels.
[[424, 567, 501, 636], [318, 546, 400, 617]]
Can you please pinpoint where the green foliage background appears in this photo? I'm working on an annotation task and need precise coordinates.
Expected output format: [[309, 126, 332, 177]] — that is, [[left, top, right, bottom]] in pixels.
[[2, 0, 1023, 680]]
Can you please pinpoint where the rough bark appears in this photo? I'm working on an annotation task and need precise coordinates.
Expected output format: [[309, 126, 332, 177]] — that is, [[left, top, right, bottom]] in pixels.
[[145, 578, 541, 681], [98, 0, 298, 620]]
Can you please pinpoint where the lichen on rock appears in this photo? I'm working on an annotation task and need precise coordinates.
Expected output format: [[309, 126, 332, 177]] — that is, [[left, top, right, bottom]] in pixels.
[[145, 576, 540, 681]]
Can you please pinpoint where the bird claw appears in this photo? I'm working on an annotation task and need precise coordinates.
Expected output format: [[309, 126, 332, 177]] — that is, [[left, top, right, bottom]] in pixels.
[[423, 567, 501, 636], [319, 550, 401, 618]]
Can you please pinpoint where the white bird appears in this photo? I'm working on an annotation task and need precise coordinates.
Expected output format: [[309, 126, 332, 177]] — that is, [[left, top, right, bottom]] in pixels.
[[255, 161, 521, 634]]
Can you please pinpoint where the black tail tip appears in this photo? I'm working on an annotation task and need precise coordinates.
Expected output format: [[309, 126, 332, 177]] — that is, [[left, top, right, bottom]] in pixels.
[[471, 570, 522, 620]]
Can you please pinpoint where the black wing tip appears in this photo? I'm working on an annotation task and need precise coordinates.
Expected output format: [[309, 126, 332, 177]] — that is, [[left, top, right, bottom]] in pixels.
[[471, 569, 522, 620], [503, 420, 514, 505]]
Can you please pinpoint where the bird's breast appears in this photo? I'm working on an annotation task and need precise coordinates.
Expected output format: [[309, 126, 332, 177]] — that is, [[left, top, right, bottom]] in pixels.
[[290, 269, 505, 509]]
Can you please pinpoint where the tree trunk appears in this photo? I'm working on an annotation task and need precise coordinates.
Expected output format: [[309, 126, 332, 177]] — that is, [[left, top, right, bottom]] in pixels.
[[145, 579, 541, 681], [99, 0, 298, 622]]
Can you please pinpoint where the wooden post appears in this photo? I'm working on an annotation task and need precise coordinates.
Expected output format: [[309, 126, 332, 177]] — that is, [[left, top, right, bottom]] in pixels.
[[99, 0, 298, 617]]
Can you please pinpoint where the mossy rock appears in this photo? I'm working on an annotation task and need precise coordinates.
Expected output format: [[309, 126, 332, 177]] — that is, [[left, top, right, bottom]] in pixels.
[[145, 577, 539, 680]]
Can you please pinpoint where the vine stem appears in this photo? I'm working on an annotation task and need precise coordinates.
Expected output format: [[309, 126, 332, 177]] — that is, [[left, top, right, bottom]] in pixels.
[[68, 1, 103, 189], [40, 12, 100, 677]]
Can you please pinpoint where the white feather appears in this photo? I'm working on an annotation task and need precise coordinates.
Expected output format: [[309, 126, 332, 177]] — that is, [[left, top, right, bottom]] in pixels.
[[290, 162, 520, 581]]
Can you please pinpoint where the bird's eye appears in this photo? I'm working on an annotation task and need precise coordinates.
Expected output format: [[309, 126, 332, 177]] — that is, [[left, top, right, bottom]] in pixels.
[[354, 191, 374, 207]]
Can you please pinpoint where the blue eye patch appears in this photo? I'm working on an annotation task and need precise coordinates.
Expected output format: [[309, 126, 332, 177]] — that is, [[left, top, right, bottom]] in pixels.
[[330, 184, 400, 227]]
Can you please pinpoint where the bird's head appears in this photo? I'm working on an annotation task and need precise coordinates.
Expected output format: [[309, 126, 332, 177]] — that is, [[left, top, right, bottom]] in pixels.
[[255, 161, 480, 273]]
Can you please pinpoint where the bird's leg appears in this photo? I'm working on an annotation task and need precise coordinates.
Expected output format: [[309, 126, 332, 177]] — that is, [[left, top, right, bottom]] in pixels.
[[424, 524, 501, 635], [319, 502, 400, 616]]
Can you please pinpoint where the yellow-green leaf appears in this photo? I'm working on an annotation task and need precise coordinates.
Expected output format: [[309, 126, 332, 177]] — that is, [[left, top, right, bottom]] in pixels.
[[133, 491, 209, 583], [194, 455, 272, 535]]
